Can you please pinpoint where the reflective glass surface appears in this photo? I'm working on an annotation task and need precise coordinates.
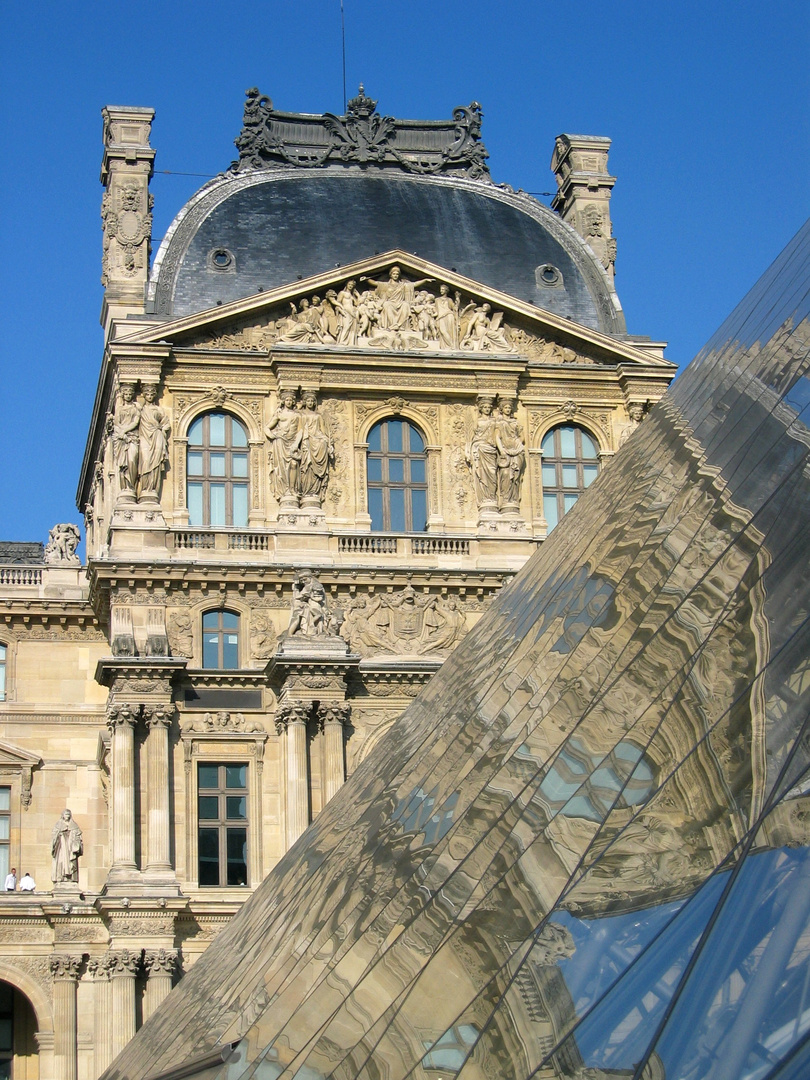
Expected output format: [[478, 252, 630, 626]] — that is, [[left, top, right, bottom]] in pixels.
[[106, 222, 810, 1080]]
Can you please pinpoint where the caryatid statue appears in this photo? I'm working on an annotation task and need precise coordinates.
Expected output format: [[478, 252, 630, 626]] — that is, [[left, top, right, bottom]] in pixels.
[[265, 388, 302, 507], [51, 809, 83, 884], [495, 399, 526, 512], [138, 384, 171, 502], [113, 383, 141, 504], [466, 396, 499, 511], [297, 390, 334, 507]]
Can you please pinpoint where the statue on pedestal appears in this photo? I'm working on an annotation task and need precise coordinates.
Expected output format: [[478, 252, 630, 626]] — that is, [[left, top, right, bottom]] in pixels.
[[51, 810, 83, 884]]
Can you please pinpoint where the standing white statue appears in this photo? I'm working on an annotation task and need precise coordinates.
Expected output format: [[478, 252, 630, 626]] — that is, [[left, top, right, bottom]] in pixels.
[[51, 810, 83, 884]]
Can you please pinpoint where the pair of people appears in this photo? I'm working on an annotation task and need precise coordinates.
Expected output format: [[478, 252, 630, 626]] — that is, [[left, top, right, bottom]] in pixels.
[[4, 868, 35, 892]]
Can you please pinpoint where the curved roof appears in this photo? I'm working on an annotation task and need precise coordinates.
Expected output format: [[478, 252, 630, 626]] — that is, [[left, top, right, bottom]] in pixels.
[[148, 169, 626, 335]]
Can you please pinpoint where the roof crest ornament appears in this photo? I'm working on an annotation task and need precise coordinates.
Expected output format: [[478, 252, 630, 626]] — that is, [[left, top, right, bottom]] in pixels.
[[231, 86, 491, 181]]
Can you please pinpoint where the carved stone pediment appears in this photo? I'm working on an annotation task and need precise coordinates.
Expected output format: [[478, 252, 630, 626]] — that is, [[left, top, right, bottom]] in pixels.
[[341, 587, 467, 658], [119, 252, 674, 371]]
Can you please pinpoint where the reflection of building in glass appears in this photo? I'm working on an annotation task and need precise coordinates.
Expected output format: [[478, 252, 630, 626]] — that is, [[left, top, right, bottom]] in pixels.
[[108, 220, 810, 1080], [0, 92, 676, 1080]]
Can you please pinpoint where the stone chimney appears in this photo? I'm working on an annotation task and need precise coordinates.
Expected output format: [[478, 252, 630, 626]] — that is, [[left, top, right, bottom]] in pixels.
[[100, 106, 155, 337], [550, 134, 617, 283]]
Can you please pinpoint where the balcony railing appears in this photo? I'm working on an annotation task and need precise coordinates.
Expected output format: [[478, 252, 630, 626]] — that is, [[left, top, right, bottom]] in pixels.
[[169, 530, 474, 560], [0, 566, 43, 585]]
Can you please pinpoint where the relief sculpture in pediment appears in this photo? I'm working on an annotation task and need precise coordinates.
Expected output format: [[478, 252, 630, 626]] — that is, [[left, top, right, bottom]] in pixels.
[[341, 587, 467, 657]]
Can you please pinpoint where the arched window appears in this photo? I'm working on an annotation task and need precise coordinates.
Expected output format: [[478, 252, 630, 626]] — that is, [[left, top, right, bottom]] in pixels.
[[367, 419, 427, 532], [187, 413, 249, 527], [202, 610, 240, 669], [541, 424, 600, 531]]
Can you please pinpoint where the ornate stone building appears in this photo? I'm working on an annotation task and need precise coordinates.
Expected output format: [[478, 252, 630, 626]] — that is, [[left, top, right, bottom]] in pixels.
[[0, 89, 674, 1080]]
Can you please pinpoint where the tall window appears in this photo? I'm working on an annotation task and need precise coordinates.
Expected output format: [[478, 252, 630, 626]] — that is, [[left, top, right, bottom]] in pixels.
[[198, 764, 248, 886], [187, 412, 249, 527], [0, 789, 9, 882], [0, 646, 5, 702], [202, 610, 240, 669], [541, 424, 600, 531], [367, 419, 427, 532]]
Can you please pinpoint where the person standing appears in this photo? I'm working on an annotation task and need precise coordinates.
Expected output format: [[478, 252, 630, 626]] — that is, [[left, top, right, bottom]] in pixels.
[[18, 872, 35, 892], [4, 868, 16, 891]]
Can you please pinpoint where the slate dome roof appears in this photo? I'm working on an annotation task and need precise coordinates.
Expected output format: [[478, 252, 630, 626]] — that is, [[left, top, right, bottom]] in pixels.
[[149, 91, 627, 334]]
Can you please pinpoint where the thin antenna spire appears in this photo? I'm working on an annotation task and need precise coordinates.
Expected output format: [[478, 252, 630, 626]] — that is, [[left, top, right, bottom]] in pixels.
[[341, 0, 347, 112]]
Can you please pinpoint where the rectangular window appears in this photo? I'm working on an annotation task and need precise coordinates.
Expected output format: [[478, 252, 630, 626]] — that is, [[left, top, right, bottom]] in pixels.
[[197, 765, 248, 886], [0, 789, 9, 882]]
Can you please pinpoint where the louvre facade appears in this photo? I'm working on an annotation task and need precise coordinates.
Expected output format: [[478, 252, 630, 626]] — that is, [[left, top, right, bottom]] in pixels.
[[0, 90, 675, 1080]]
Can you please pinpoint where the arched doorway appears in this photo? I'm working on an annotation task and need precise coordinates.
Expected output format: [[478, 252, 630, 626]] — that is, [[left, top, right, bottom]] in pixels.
[[0, 981, 38, 1080]]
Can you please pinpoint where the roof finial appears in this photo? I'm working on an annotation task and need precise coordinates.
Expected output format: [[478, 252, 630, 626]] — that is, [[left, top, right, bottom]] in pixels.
[[347, 84, 377, 118]]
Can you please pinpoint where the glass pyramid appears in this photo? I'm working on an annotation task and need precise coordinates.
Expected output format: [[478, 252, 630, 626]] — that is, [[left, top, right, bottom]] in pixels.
[[106, 220, 810, 1080]]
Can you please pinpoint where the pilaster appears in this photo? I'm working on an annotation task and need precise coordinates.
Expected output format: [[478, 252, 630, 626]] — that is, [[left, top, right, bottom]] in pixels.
[[107, 950, 140, 1057], [275, 701, 311, 848], [87, 957, 113, 1078], [143, 704, 175, 881], [317, 702, 350, 802], [49, 954, 82, 1080]]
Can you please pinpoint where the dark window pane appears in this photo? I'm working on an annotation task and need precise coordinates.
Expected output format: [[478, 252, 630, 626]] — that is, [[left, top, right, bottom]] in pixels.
[[368, 425, 381, 451], [198, 796, 219, 819], [187, 483, 203, 526], [411, 488, 427, 531], [390, 488, 406, 532], [209, 452, 226, 477], [388, 422, 403, 452], [368, 457, 383, 482], [226, 765, 247, 788], [407, 426, 424, 453], [209, 414, 226, 446], [231, 421, 248, 447], [202, 612, 219, 631], [188, 417, 204, 446], [410, 458, 426, 483], [232, 484, 249, 527], [369, 488, 384, 531], [222, 612, 239, 629], [198, 829, 220, 886], [202, 633, 219, 668], [226, 828, 248, 885], [198, 765, 219, 789], [223, 635, 238, 669], [226, 796, 247, 820], [389, 458, 404, 482], [581, 431, 599, 458], [559, 426, 576, 457]]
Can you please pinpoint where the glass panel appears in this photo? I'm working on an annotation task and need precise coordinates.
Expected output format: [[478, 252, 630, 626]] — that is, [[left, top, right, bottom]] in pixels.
[[202, 633, 219, 669], [544, 494, 559, 528], [187, 416, 204, 445], [208, 413, 226, 446], [187, 451, 204, 476], [209, 484, 226, 526], [187, 482, 203, 526], [198, 796, 219, 820], [410, 458, 426, 483], [406, 424, 424, 453], [222, 612, 239, 629], [581, 430, 599, 458], [562, 464, 579, 487], [0, 1019, 11, 1052], [198, 829, 219, 886], [231, 420, 248, 447], [232, 453, 249, 478], [583, 464, 599, 487], [411, 488, 427, 531], [541, 430, 555, 454], [209, 453, 226, 477], [388, 458, 404, 483], [564, 492, 578, 512], [226, 828, 248, 885], [387, 422, 403, 453], [389, 488, 406, 532], [0, 790, 9, 812], [369, 488, 384, 531], [226, 796, 247, 820], [197, 765, 219, 789], [202, 611, 219, 631], [0, 849, 8, 884], [226, 765, 247, 789], [368, 425, 381, 452], [559, 425, 576, 457], [232, 485, 248, 528], [0, 820, 7, 841], [368, 457, 383, 482], [222, 633, 239, 669], [542, 464, 557, 487]]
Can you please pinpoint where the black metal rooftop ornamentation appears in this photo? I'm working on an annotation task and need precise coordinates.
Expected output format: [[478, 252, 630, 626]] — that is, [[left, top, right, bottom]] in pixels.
[[232, 86, 491, 180]]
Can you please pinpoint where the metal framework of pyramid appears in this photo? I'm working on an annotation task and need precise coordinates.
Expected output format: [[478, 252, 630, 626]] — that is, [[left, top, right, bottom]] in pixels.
[[106, 221, 810, 1080]]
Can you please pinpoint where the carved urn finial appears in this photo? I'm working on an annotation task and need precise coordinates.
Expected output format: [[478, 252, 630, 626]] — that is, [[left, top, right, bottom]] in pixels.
[[347, 84, 378, 118]]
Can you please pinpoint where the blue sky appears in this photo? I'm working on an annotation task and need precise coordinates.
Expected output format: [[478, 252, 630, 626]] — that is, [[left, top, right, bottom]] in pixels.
[[1, 0, 808, 544]]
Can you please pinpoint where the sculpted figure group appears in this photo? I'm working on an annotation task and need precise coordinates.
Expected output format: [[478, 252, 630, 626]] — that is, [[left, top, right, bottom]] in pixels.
[[341, 585, 467, 657], [466, 395, 526, 514], [276, 267, 517, 354], [265, 389, 334, 509], [113, 382, 171, 505]]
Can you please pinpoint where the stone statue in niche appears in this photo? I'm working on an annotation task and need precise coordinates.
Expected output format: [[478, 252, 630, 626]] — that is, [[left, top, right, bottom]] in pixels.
[[168, 611, 193, 657], [138, 384, 171, 502], [113, 384, 141, 504], [51, 809, 83, 884], [44, 523, 81, 566], [287, 571, 328, 637], [466, 396, 499, 512], [265, 388, 302, 506], [495, 400, 526, 513], [297, 390, 334, 507]]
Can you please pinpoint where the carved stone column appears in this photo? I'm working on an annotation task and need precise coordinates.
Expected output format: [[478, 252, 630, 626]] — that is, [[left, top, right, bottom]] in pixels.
[[317, 703, 350, 803], [276, 701, 311, 848], [108, 949, 140, 1057], [87, 957, 113, 1077], [143, 704, 173, 877], [107, 704, 138, 878], [49, 954, 82, 1080], [143, 949, 178, 1022]]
